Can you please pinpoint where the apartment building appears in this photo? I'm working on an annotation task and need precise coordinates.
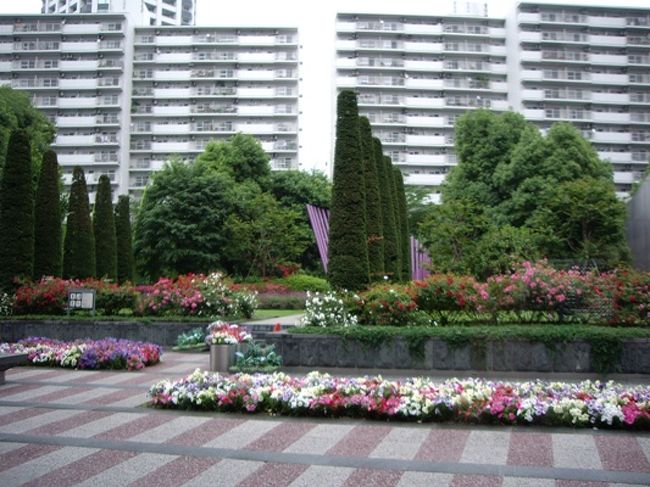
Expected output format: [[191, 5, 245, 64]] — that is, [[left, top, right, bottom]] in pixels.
[[42, 0, 196, 26], [0, 13, 299, 199], [336, 12, 509, 197], [508, 2, 650, 197], [128, 26, 299, 192]]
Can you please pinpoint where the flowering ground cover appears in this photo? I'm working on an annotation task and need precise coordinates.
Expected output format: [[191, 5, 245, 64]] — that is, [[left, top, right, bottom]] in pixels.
[[148, 370, 650, 430], [0, 337, 162, 370]]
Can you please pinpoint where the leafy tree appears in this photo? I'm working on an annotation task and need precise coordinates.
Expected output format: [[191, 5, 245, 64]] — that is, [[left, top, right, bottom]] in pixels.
[[359, 117, 384, 279], [195, 133, 271, 186], [269, 169, 331, 272], [404, 185, 436, 238], [63, 167, 95, 279], [225, 192, 310, 278], [93, 175, 117, 280], [115, 195, 134, 283], [0, 130, 34, 290], [328, 90, 369, 290], [393, 167, 411, 280], [383, 155, 401, 280], [0, 87, 55, 181], [33, 149, 62, 279], [134, 160, 237, 280]]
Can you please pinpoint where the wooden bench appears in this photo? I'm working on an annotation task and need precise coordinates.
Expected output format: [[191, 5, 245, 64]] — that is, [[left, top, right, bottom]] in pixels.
[[0, 353, 29, 385]]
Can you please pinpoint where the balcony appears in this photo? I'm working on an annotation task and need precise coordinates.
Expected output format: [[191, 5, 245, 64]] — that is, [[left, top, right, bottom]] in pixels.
[[239, 35, 276, 46], [151, 141, 193, 151], [239, 70, 275, 80], [404, 41, 443, 53], [405, 116, 445, 127], [598, 152, 632, 163], [156, 35, 193, 46], [591, 93, 629, 104], [152, 105, 192, 116], [405, 78, 443, 90], [614, 172, 635, 184], [406, 135, 448, 146], [59, 60, 99, 70], [521, 50, 542, 62], [58, 153, 92, 164], [521, 70, 543, 81], [56, 116, 96, 127], [238, 52, 275, 63], [156, 52, 193, 63], [522, 108, 545, 120], [404, 97, 445, 109], [590, 34, 626, 46], [58, 97, 97, 108], [404, 60, 443, 71], [152, 123, 191, 135], [238, 105, 275, 116], [403, 23, 442, 35], [153, 70, 193, 81], [55, 134, 95, 146], [592, 112, 630, 123], [590, 54, 628, 65], [405, 153, 450, 165], [587, 16, 627, 28], [591, 132, 632, 143], [591, 73, 628, 85], [517, 13, 541, 24], [154, 87, 192, 98], [62, 24, 102, 35], [237, 87, 276, 98], [59, 78, 98, 90], [403, 174, 446, 186], [61, 42, 98, 52], [490, 64, 507, 75]]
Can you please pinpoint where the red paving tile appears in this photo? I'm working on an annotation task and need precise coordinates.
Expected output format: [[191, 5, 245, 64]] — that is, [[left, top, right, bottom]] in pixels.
[[166, 416, 244, 447], [64, 371, 111, 384], [26, 410, 112, 436], [21, 449, 137, 487], [327, 424, 392, 457], [415, 428, 470, 463], [507, 431, 553, 467], [0, 407, 46, 426], [93, 413, 172, 441], [83, 387, 146, 405], [237, 462, 309, 487], [594, 434, 650, 473], [27, 385, 81, 403], [129, 456, 220, 487], [0, 444, 60, 472], [5, 369, 64, 381], [246, 421, 316, 452], [555, 481, 609, 487], [0, 383, 43, 398], [451, 474, 502, 487], [342, 468, 402, 487]]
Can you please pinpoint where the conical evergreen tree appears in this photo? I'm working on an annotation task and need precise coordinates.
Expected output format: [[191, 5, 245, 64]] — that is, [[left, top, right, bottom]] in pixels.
[[359, 117, 383, 279], [384, 156, 402, 280], [0, 130, 34, 291], [115, 195, 135, 283], [93, 175, 117, 280], [63, 166, 95, 279], [33, 150, 62, 279], [379, 153, 400, 280], [394, 166, 411, 280], [328, 90, 369, 290]]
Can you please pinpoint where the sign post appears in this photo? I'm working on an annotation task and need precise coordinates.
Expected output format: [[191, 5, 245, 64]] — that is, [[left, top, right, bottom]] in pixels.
[[67, 289, 96, 316]]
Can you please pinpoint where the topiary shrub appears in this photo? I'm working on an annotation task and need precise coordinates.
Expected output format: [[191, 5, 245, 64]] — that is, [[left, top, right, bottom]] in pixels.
[[278, 273, 330, 292]]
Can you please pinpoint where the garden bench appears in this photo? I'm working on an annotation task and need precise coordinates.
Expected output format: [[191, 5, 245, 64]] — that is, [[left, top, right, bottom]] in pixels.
[[0, 353, 29, 385]]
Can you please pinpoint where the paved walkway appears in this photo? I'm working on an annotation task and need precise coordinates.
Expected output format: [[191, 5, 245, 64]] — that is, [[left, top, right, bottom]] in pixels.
[[0, 352, 649, 486]]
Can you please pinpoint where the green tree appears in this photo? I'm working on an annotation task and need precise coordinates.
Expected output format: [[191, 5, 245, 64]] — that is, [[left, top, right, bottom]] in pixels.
[[404, 185, 436, 238], [374, 138, 397, 279], [269, 169, 331, 272], [383, 155, 401, 280], [225, 192, 310, 278], [134, 160, 238, 280], [328, 90, 369, 290], [195, 133, 271, 186], [0, 87, 55, 181], [359, 117, 384, 279], [93, 175, 117, 280], [63, 167, 95, 279], [33, 149, 62, 279], [0, 130, 34, 290], [394, 167, 411, 280], [115, 195, 134, 283]]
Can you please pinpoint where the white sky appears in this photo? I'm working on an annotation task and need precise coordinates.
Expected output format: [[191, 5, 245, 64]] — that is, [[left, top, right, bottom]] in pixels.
[[1, 0, 649, 174]]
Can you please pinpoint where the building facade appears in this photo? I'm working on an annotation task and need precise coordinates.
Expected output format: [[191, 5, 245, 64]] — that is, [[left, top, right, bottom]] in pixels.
[[42, 0, 196, 26], [0, 13, 299, 200]]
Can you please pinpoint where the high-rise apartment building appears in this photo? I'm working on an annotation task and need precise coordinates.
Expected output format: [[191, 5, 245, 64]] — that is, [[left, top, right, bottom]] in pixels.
[[508, 2, 650, 197], [336, 12, 509, 197], [0, 13, 299, 200], [41, 0, 196, 26]]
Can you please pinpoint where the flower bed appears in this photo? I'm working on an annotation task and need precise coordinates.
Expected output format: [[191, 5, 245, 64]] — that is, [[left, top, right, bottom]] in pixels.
[[0, 337, 162, 370], [148, 370, 650, 429]]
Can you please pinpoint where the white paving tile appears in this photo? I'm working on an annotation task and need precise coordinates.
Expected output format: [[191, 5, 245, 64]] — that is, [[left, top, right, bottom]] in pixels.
[[75, 452, 176, 487], [129, 416, 211, 443], [0, 406, 23, 416], [0, 408, 79, 433], [502, 477, 555, 487], [48, 386, 123, 404], [181, 459, 263, 487], [106, 392, 149, 408], [284, 424, 355, 455], [1, 385, 68, 402], [0, 446, 97, 485], [552, 433, 602, 470], [369, 427, 430, 460], [396, 471, 454, 487], [638, 437, 650, 463], [202, 419, 282, 449], [460, 430, 510, 465], [59, 412, 146, 438], [288, 465, 354, 487], [0, 441, 26, 454]]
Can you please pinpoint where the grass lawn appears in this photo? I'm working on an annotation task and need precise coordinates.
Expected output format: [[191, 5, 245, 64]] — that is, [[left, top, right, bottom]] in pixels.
[[251, 309, 303, 320]]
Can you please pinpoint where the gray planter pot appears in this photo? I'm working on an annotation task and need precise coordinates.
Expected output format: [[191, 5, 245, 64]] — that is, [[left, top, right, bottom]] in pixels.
[[209, 344, 236, 372]]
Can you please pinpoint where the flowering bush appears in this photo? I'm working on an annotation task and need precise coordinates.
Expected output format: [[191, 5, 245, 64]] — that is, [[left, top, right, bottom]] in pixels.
[[300, 291, 357, 328], [356, 284, 417, 326], [205, 321, 252, 345], [149, 370, 650, 429], [414, 274, 480, 313], [13, 277, 68, 314], [0, 337, 162, 370], [0, 292, 13, 316]]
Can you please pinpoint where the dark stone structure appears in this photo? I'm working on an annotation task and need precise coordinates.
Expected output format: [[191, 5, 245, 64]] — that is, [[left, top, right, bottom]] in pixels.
[[627, 177, 650, 271]]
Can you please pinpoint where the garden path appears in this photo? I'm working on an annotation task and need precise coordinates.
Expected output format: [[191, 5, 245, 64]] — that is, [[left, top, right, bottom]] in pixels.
[[0, 352, 648, 486]]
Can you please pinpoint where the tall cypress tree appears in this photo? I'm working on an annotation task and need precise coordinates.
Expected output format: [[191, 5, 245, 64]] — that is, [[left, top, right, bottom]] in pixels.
[[63, 166, 95, 279], [359, 117, 383, 279], [384, 156, 402, 280], [0, 130, 34, 291], [93, 175, 117, 280], [33, 150, 62, 279], [394, 166, 411, 280], [115, 195, 135, 283], [328, 90, 369, 290]]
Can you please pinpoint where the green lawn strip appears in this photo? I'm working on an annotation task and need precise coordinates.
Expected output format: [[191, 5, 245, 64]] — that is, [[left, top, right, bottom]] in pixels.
[[250, 309, 303, 320]]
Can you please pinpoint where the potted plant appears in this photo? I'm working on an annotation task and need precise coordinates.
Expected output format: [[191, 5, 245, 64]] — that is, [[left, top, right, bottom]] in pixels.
[[205, 321, 252, 372]]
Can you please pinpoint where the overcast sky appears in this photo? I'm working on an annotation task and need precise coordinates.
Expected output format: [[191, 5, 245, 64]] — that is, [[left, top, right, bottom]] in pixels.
[[1, 0, 649, 173]]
